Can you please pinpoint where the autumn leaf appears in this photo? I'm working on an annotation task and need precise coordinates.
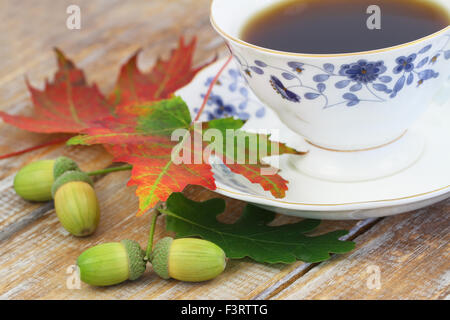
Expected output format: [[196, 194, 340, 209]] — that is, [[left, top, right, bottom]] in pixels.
[[0, 37, 213, 134], [69, 97, 215, 214], [162, 193, 355, 264], [69, 96, 304, 215], [0, 49, 112, 133], [110, 37, 216, 109]]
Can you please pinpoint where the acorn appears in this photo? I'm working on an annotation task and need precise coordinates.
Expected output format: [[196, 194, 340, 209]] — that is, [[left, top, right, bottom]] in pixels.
[[77, 240, 147, 286], [52, 170, 100, 237], [14, 157, 79, 202], [151, 237, 226, 282]]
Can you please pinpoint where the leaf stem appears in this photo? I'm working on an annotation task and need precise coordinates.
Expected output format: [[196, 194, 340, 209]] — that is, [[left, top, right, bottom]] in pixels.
[[0, 137, 68, 160], [193, 55, 233, 122], [146, 209, 161, 260], [87, 165, 133, 176]]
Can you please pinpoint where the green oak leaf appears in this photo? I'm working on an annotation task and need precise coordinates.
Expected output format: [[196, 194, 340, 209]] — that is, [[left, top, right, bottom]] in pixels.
[[160, 193, 355, 264], [136, 97, 192, 136]]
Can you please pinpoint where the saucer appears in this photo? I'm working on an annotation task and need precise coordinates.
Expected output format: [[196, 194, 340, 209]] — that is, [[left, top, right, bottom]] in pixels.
[[177, 58, 450, 220]]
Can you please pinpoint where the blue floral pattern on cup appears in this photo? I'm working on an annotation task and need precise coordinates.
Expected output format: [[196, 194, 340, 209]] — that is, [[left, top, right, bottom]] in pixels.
[[270, 76, 301, 102], [196, 68, 266, 120], [231, 35, 450, 108], [394, 54, 416, 73], [339, 60, 386, 83]]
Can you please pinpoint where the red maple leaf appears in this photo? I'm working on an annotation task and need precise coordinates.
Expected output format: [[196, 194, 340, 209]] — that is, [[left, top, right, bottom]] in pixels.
[[107, 136, 216, 215], [0, 37, 214, 134], [70, 98, 304, 215], [110, 37, 216, 109], [0, 49, 112, 133], [3, 39, 304, 216]]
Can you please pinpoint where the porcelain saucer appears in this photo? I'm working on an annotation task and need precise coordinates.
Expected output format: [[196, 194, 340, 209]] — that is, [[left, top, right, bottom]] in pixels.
[[177, 58, 450, 220]]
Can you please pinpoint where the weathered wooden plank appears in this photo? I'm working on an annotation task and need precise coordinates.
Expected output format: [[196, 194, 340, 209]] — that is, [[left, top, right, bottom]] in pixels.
[[0, 0, 223, 110], [273, 199, 450, 300]]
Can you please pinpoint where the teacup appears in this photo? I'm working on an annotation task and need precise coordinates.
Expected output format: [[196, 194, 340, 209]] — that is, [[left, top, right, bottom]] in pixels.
[[211, 0, 450, 182]]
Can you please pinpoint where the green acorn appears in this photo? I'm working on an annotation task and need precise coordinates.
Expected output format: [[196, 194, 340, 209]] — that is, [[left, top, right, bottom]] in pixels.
[[14, 157, 79, 202], [77, 240, 146, 286], [52, 170, 100, 237], [151, 237, 226, 282]]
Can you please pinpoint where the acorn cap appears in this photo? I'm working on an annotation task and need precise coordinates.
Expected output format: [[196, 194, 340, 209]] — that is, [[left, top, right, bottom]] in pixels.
[[51, 170, 93, 198], [121, 239, 147, 281], [53, 156, 80, 180], [151, 237, 172, 279]]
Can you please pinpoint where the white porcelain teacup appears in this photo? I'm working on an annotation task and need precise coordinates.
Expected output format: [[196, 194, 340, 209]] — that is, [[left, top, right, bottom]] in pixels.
[[211, 0, 450, 182]]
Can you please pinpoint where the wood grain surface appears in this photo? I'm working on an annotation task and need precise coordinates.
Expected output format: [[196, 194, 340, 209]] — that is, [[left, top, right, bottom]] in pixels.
[[0, 0, 448, 300]]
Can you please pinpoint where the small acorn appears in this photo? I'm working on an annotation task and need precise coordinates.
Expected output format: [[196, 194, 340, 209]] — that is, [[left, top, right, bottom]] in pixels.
[[77, 240, 146, 286], [14, 157, 79, 202], [151, 237, 226, 282], [52, 170, 100, 237]]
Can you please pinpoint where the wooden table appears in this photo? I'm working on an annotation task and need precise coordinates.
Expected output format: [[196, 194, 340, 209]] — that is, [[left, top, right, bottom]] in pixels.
[[0, 0, 448, 300]]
